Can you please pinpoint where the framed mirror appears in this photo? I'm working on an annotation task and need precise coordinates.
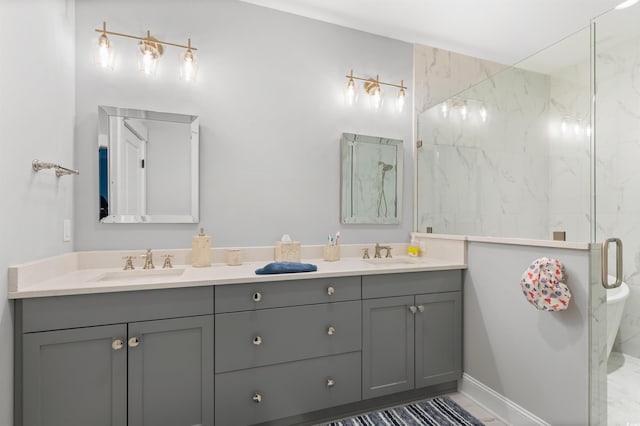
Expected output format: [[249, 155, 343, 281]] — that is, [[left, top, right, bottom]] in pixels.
[[340, 132, 403, 224], [98, 106, 199, 223]]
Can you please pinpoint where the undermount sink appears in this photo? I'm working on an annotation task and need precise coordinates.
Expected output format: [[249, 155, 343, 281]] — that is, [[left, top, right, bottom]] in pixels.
[[362, 257, 420, 265], [93, 268, 185, 283]]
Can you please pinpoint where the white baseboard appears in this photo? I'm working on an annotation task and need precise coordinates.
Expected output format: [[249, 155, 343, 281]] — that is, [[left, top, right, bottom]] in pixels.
[[460, 373, 551, 426]]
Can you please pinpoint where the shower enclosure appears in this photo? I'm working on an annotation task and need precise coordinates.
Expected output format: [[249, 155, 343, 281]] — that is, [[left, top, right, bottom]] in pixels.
[[415, 3, 640, 423]]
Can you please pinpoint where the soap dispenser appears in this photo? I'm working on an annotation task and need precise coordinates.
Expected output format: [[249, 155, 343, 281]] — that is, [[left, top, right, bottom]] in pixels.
[[192, 227, 212, 267]]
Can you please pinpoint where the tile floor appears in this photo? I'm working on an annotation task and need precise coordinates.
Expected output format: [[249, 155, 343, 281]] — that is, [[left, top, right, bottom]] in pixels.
[[447, 392, 508, 426], [608, 352, 640, 426]]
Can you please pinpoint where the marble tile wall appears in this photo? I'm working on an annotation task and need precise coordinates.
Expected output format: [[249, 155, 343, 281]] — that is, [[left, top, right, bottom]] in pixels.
[[595, 35, 640, 359], [417, 66, 553, 239]]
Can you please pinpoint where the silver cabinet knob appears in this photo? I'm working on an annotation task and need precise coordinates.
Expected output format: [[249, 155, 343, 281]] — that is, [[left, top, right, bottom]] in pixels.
[[128, 337, 140, 347], [327, 326, 336, 336], [253, 336, 263, 346], [253, 292, 262, 302], [112, 339, 124, 350], [408, 305, 417, 314], [327, 286, 335, 296], [326, 378, 335, 387], [417, 305, 425, 313], [252, 393, 262, 403]]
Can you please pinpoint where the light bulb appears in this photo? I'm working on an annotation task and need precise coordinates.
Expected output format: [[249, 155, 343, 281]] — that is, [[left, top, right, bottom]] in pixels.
[[586, 126, 592, 137], [345, 78, 356, 105], [396, 86, 406, 113], [480, 104, 488, 122], [561, 118, 568, 134], [441, 102, 449, 118], [372, 86, 382, 111], [138, 41, 159, 77], [180, 49, 198, 82], [460, 101, 468, 121], [95, 33, 114, 70]]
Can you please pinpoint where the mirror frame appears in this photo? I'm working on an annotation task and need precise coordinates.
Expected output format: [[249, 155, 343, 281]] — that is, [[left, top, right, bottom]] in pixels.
[[340, 132, 403, 224], [98, 105, 200, 223]]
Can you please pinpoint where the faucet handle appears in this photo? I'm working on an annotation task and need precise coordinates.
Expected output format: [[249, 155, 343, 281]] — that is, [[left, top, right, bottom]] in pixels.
[[385, 247, 392, 258], [362, 248, 370, 259], [122, 256, 135, 270], [162, 254, 174, 269]]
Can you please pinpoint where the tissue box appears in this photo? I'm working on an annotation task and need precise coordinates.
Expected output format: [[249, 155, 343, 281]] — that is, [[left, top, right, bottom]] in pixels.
[[275, 241, 301, 262], [323, 245, 340, 262]]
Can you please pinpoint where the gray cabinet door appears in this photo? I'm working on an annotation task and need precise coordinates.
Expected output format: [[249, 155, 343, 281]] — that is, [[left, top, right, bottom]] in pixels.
[[415, 292, 462, 388], [362, 296, 415, 399], [22, 324, 127, 426], [128, 315, 214, 426]]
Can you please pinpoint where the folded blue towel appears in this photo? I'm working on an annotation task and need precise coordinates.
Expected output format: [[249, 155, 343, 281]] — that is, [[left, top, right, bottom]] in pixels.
[[255, 261, 318, 275]]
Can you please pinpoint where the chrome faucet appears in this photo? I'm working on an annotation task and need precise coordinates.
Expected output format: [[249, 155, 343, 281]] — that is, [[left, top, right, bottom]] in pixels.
[[122, 256, 135, 270], [140, 249, 155, 269]]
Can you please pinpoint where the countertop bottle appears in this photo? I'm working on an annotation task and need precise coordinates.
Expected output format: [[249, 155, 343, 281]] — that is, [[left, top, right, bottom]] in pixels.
[[192, 228, 212, 267]]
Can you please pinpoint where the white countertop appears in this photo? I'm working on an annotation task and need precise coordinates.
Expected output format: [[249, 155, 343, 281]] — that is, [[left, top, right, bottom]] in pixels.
[[8, 243, 468, 299]]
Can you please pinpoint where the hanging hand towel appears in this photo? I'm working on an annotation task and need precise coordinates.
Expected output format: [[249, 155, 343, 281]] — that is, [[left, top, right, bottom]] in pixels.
[[255, 261, 317, 275], [520, 257, 571, 311]]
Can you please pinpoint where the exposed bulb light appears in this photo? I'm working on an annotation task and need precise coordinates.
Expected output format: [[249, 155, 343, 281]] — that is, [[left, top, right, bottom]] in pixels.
[[138, 31, 162, 77], [372, 84, 382, 111], [616, 0, 639, 9], [363, 75, 383, 111], [345, 69, 356, 105], [396, 80, 406, 113], [441, 102, 449, 118], [179, 38, 198, 82], [95, 22, 114, 70], [586, 125, 592, 137], [561, 118, 568, 134], [460, 101, 468, 121], [480, 104, 488, 122]]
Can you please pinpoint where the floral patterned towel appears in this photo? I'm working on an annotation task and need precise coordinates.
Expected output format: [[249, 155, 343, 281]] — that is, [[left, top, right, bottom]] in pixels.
[[520, 257, 571, 311]]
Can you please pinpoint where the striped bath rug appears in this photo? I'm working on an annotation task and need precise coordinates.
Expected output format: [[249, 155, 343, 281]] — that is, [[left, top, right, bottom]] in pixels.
[[324, 396, 485, 426]]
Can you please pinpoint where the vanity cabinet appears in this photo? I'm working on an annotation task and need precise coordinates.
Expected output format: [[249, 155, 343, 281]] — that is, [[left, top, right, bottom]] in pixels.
[[16, 287, 214, 426], [362, 271, 462, 400], [214, 276, 362, 425]]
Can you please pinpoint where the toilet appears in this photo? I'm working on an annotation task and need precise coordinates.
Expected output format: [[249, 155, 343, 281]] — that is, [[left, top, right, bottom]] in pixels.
[[606, 276, 630, 358]]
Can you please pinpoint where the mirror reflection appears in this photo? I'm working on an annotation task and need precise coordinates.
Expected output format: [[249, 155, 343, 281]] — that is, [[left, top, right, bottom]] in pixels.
[[341, 133, 403, 224], [98, 106, 199, 223]]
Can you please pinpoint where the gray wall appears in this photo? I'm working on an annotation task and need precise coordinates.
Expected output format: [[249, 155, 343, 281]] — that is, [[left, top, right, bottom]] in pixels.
[[0, 1, 76, 424], [464, 242, 591, 425], [74, 0, 414, 250]]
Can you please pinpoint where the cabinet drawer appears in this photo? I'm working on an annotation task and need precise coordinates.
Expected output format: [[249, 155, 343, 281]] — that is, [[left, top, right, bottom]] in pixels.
[[21, 287, 214, 333], [215, 352, 361, 426], [362, 270, 461, 299], [216, 300, 361, 372], [215, 276, 360, 313]]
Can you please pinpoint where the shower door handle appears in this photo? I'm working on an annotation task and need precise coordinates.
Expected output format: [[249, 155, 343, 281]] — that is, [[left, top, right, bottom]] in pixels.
[[602, 238, 623, 289]]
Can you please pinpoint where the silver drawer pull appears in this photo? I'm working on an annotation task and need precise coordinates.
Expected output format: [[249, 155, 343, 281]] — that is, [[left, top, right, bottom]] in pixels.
[[327, 286, 335, 296], [326, 378, 335, 387], [112, 339, 124, 350], [252, 393, 262, 403], [327, 326, 336, 336], [417, 305, 425, 313], [253, 292, 262, 302], [253, 336, 263, 346], [128, 337, 140, 348], [408, 305, 417, 314]]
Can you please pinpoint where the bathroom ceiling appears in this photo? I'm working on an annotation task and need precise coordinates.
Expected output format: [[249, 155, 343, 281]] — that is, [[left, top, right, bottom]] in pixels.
[[239, 0, 622, 65]]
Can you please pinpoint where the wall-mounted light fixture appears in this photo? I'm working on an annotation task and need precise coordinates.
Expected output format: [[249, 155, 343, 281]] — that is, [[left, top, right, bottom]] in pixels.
[[440, 98, 488, 122], [94, 21, 199, 82], [560, 115, 590, 138], [345, 70, 407, 113]]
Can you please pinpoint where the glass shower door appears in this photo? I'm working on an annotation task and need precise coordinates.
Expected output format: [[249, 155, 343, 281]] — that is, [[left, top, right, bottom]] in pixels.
[[593, 4, 640, 424]]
